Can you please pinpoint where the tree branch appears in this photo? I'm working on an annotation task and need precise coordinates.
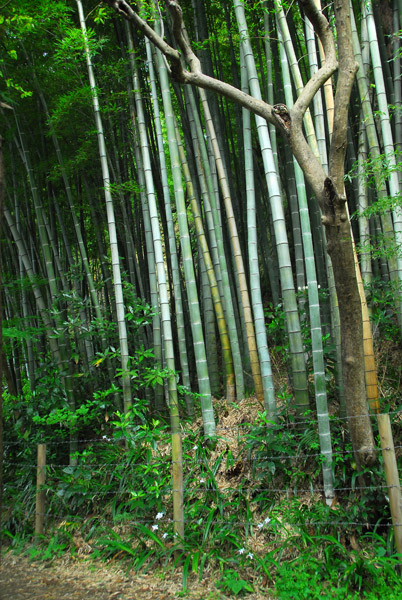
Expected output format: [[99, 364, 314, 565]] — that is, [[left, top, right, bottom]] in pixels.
[[103, 0, 183, 79], [102, 0, 278, 125], [102, 0, 341, 203], [329, 0, 358, 189], [292, 0, 337, 122]]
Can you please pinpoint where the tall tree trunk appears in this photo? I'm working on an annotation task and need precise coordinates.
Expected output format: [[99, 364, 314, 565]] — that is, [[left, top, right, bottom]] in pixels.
[[290, 0, 376, 466]]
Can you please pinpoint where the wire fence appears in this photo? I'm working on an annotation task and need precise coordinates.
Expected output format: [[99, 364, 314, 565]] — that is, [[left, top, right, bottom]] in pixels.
[[2, 411, 402, 551]]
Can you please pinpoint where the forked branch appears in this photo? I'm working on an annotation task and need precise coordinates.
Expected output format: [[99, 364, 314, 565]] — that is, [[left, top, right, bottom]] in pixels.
[[102, 0, 341, 201], [102, 0, 278, 124]]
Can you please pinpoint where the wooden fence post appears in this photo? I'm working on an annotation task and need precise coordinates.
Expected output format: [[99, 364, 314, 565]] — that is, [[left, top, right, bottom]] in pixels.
[[377, 414, 402, 555], [35, 443, 46, 536]]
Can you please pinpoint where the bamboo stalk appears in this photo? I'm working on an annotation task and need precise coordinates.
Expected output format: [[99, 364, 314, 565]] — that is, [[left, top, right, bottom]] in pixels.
[[35, 444, 46, 536], [172, 432, 184, 544], [377, 414, 402, 556]]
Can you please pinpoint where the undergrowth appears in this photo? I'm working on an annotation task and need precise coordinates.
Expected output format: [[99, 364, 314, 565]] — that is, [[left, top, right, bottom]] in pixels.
[[2, 287, 402, 598], [3, 399, 402, 598]]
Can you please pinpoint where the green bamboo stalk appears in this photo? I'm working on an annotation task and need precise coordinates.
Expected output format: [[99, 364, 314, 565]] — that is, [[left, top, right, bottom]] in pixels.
[[393, 0, 402, 187], [304, 16, 328, 169], [240, 47, 276, 419], [277, 23, 334, 499], [197, 84, 264, 403], [305, 7, 344, 411], [185, 85, 245, 401], [364, 0, 402, 326], [185, 94, 224, 301], [234, 0, 309, 415], [263, 4, 278, 170], [357, 124, 372, 287], [198, 250, 221, 397], [21, 45, 102, 369], [143, 33, 193, 416], [11, 167, 35, 390], [350, 3, 400, 301], [129, 113, 164, 413], [127, 20, 184, 538], [152, 37, 216, 438], [13, 120, 77, 461], [174, 116, 235, 403], [4, 206, 61, 364], [106, 119, 139, 294], [76, 0, 132, 414], [274, 0, 320, 160]]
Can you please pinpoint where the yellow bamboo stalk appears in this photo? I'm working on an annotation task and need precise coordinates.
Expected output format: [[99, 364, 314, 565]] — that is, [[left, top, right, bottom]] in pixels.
[[377, 414, 402, 556], [35, 444, 46, 536], [199, 88, 264, 403], [354, 251, 380, 413], [175, 125, 236, 402]]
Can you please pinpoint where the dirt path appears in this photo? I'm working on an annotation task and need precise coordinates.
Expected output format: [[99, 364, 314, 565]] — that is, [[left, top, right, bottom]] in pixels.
[[0, 552, 200, 600], [0, 552, 273, 599]]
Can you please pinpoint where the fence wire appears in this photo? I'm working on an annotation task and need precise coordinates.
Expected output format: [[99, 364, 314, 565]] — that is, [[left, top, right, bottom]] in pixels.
[[3, 408, 402, 447], [3, 412, 401, 540], [4, 444, 402, 467]]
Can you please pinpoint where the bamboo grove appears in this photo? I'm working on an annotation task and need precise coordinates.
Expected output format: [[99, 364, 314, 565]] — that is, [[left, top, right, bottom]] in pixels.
[[1, 0, 402, 515]]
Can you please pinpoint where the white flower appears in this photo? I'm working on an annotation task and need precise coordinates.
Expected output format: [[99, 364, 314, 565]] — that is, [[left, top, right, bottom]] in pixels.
[[162, 533, 168, 539], [152, 524, 158, 531], [257, 522, 264, 529], [318, 284, 321, 289], [264, 517, 271, 525], [247, 552, 254, 559], [155, 512, 164, 520], [193, 445, 198, 450], [237, 548, 245, 555], [200, 478, 205, 484], [102, 435, 111, 441]]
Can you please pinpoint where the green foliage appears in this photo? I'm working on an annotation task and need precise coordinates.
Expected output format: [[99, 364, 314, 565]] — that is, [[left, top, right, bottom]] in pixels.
[[240, 410, 295, 486], [2, 75, 32, 99], [3, 407, 401, 599], [356, 232, 402, 261], [265, 302, 287, 345], [348, 149, 402, 198], [92, 6, 109, 25], [31, 391, 118, 432], [216, 569, 254, 595], [28, 531, 73, 562], [275, 534, 402, 599], [53, 26, 108, 66], [48, 86, 93, 132], [2, 2, 402, 597], [4, 363, 68, 442], [364, 278, 402, 340], [2, 293, 167, 443]]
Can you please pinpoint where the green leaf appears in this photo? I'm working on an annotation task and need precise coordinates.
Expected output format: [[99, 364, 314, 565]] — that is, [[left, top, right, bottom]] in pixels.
[[134, 524, 164, 548], [192, 550, 200, 575], [182, 553, 192, 590]]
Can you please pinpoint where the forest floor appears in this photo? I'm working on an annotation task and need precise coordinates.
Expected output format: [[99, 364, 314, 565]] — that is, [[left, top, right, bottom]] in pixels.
[[1, 397, 278, 599], [0, 550, 274, 599]]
